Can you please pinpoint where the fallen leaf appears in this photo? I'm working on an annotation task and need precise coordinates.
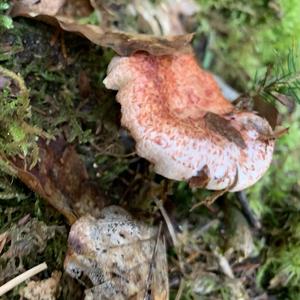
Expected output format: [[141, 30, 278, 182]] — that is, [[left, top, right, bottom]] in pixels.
[[234, 95, 279, 130], [11, 0, 194, 56], [188, 164, 210, 188], [4, 137, 105, 224], [64, 206, 169, 300], [204, 112, 247, 149], [253, 95, 278, 130], [92, 30, 193, 56], [55, 19, 193, 56]]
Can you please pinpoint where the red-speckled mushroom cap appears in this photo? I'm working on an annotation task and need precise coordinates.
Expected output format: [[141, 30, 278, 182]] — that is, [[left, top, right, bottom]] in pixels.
[[103, 53, 274, 191]]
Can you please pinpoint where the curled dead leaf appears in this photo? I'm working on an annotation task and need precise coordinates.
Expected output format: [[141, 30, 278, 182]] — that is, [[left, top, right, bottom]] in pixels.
[[2, 137, 105, 224], [204, 112, 246, 149], [64, 206, 169, 300], [11, 0, 194, 56], [188, 165, 210, 189], [253, 96, 279, 130], [91, 31, 194, 56], [233, 95, 279, 130]]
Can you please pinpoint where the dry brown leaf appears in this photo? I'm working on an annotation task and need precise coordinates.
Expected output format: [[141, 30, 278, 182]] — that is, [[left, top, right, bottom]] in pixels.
[[11, 0, 193, 56], [234, 95, 279, 130], [188, 165, 210, 189], [20, 271, 62, 300], [204, 112, 247, 149], [55, 18, 193, 56], [253, 95, 279, 130], [64, 206, 169, 300], [5, 137, 105, 224]]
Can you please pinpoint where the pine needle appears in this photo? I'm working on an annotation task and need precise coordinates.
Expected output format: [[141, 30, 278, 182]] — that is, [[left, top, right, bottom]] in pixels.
[[254, 48, 300, 106]]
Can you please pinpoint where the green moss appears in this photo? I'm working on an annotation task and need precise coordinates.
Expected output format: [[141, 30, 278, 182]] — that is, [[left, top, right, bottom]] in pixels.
[[1, 19, 116, 147], [258, 0, 300, 62], [246, 111, 300, 296], [0, 66, 41, 167], [196, 0, 300, 89], [0, 1, 13, 32], [0, 19, 117, 298]]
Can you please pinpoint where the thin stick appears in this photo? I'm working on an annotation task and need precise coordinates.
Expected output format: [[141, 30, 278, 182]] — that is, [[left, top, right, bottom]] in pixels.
[[174, 279, 185, 300], [213, 248, 234, 279], [154, 198, 178, 247], [144, 222, 163, 300], [0, 262, 48, 296], [236, 191, 261, 229], [154, 198, 185, 273]]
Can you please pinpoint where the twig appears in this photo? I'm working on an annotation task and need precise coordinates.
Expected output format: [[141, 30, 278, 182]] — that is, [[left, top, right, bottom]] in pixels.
[[174, 279, 185, 300], [91, 142, 136, 158], [213, 248, 234, 279], [236, 191, 261, 229], [154, 198, 185, 274], [190, 169, 238, 212], [154, 198, 178, 247], [0, 262, 48, 296], [144, 222, 163, 300]]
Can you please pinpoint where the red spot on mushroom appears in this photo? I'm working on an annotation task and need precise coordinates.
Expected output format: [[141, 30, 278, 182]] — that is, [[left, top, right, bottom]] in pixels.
[[205, 88, 213, 97]]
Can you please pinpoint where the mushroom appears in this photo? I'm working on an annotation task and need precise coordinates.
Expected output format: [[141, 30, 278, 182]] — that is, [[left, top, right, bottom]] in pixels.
[[103, 52, 275, 191]]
